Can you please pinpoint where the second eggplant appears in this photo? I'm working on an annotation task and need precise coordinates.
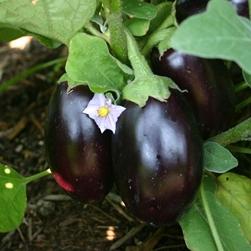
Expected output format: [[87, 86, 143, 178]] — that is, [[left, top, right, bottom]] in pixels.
[[151, 48, 235, 137], [112, 94, 203, 225]]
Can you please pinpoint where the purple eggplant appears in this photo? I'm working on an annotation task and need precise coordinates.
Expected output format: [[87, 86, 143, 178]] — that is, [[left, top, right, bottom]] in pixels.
[[45, 83, 113, 202], [175, 0, 249, 23], [151, 48, 235, 137], [112, 94, 203, 225]]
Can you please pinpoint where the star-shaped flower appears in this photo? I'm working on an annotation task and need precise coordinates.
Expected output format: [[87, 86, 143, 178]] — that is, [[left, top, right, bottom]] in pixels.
[[83, 94, 126, 134]]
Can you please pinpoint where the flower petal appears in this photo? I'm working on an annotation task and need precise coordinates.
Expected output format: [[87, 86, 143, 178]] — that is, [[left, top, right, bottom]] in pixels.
[[83, 93, 126, 133]]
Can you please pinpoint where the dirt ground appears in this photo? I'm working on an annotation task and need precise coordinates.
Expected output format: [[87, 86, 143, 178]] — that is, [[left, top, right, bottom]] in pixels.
[[0, 40, 188, 251]]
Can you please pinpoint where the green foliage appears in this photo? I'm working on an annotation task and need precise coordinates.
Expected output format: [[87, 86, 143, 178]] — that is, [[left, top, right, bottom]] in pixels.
[[217, 173, 251, 243], [171, 0, 251, 74], [125, 18, 150, 37], [179, 175, 251, 251], [0, 0, 96, 44], [0, 163, 27, 232], [66, 33, 127, 93], [123, 31, 176, 107], [203, 141, 238, 173], [122, 0, 157, 20]]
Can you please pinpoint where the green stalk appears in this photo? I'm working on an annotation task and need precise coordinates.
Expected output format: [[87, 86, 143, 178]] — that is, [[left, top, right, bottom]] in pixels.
[[0, 58, 66, 92], [236, 96, 251, 111], [25, 169, 51, 184], [210, 117, 251, 146], [200, 183, 225, 251], [228, 145, 251, 155], [85, 22, 110, 44], [142, 11, 175, 56], [102, 0, 127, 63]]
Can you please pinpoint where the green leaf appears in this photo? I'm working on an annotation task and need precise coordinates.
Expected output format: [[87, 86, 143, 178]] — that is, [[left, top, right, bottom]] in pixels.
[[66, 33, 126, 93], [179, 175, 251, 251], [157, 28, 175, 55], [122, 0, 157, 20], [123, 31, 175, 107], [125, 18, 150, 37], [0, 0, 96, 44], [216, 173, 251, 243], [243, 71, 251, 88], [148, 2, 173, 33], [171, 0, 251, 74], [0, 163, 27, 232], [203, 141, 238, 173]]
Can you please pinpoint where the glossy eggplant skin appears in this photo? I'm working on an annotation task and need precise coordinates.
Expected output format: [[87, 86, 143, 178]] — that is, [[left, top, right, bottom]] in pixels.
[[151, 48, 235, 137], [45, 83, 112, 202], [175, 0, 249, 23], [112, 94, 203, 225], [175, 0, 209, 23]]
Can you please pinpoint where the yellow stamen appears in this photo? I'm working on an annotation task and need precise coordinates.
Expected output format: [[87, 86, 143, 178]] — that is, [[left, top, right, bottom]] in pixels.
[[97, 106, 109, 117]]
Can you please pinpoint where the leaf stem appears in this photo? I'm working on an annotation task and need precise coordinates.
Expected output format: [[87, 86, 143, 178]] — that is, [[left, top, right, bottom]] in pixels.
[[102, 0, 127, 63], [24, 169, 51, 184], [85, 22, 110, 44], [210, 117, 251, 146], [200, 182, 225, 251]]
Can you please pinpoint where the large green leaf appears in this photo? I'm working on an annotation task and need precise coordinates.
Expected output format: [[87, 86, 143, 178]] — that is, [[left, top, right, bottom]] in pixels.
[[66, 33, 126, 93], [0, 0, 96, 44], [179, 175, 251, 251], [0, 163, 27, 232], [217, 173, 251, 243], [171, 0, 251, 74], [203, 141, 238, 173]]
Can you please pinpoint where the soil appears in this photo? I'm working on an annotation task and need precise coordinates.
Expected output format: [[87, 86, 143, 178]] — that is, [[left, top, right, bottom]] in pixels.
[[0, 40, 188, 251]]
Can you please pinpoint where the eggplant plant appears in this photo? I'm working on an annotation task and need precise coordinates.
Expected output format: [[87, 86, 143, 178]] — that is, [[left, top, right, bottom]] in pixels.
[[0, 0, 251, 250]]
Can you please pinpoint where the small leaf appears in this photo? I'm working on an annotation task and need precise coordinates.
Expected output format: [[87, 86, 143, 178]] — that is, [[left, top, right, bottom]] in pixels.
[[122, 0, 157, 20], [203, 141, 238, 173], [125, 18, 150, 37], [216, 173, 251, 242], [243, 71, 251, 88], [171, 0, 251, 74], [0, 163, 27, 232], [179, 175, 251, 251], [66, 33, 126, 93], [123, 31, 175, 107], [0, 0, 96, 44]]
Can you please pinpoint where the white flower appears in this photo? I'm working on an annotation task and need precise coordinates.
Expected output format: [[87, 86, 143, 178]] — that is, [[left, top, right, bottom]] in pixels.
[[83, 93, 126, 134]]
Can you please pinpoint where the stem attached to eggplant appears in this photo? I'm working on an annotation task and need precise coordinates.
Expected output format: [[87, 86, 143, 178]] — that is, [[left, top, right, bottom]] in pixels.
[[102, 0, 128, 63]]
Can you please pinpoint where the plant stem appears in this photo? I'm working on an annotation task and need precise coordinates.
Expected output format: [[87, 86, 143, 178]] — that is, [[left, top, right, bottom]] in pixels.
[[102, 0, 127, 63], [228, 145, 251, 155], [236, 96, 251, 111], [234, 82, 249, 92], [0, 58, 66, 92], [25, 169, 51, 184], [85, 22, 110, 44], [200, 182, 225, 251], [142, 12, 175, 56], [210, 117, 251, 146]]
